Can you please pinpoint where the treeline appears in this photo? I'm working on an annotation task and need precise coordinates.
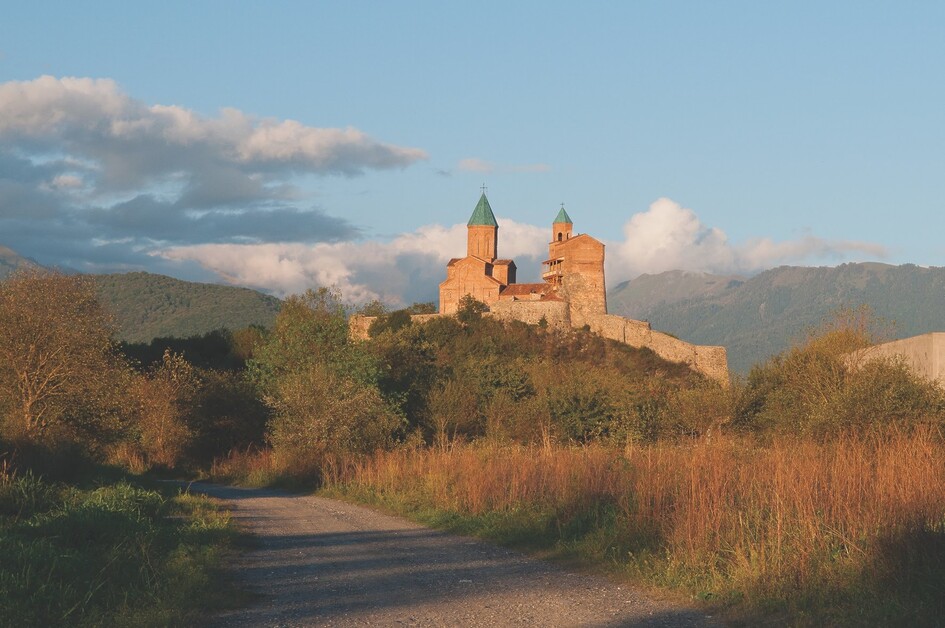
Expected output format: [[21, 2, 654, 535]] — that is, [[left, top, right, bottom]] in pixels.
[[0, 271, 266, 473], [4, 271, 704, 472], [4, 271, 944, 475]]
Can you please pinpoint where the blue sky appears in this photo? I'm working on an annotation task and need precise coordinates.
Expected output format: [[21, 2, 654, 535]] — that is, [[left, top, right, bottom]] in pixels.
[[1, 1, 943, 303]]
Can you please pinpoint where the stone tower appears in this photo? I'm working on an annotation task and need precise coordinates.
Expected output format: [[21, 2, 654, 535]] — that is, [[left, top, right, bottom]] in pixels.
[[466, 192, 498, 261], [552, 205, 573, 243], [542, 206, 607, 327], [438, 192, 516, 314]]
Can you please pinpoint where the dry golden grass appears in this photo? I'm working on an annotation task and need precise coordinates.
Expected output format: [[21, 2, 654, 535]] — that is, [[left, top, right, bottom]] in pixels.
[[320, 428, 945, 623]]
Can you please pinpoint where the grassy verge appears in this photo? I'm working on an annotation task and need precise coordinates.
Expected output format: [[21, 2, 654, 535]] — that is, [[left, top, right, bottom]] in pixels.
[[317, 431, 945, 626], [0, 464, 240, 627], [209, 430, 945, 624]]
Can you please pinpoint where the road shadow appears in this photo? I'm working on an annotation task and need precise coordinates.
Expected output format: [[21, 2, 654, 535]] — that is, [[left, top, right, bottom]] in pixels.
[[184, 482, 713, 627]]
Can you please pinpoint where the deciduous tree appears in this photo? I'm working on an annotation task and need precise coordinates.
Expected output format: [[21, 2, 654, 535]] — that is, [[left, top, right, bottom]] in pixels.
[[0, 271, 125, 444]]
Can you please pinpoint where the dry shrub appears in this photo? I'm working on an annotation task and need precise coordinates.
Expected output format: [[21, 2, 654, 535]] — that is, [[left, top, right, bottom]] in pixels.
[[131, 350, 198, 469], [426, 379, 480, 448], [326, 428, 945, 619], [737, 307, 945, 434]]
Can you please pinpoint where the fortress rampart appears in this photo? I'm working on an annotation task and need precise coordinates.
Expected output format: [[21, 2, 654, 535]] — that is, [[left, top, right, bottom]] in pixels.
[[350, 307, 730, 385], [849, 332, 945, 389]]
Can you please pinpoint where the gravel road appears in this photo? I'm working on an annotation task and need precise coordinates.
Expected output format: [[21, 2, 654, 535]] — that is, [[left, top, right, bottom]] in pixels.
[[188, 482, 716, 627]]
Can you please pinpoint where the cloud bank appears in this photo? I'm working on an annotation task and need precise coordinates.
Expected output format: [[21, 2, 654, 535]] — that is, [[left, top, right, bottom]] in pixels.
[[0, 76, 886, 305], [610, 198, 887, 280], [161, 218, 549, 304], [159, 199, 885, 304], [0, 75, 427, 273]]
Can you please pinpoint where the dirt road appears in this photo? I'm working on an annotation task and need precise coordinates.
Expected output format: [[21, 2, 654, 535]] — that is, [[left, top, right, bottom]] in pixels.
[[190, 483, 716, 627]]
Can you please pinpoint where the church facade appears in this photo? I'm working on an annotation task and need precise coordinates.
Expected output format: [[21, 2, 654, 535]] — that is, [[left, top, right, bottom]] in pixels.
[[438, 192, 607, 327]]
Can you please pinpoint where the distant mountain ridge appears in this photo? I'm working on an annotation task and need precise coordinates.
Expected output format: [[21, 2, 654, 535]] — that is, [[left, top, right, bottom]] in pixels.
[[608, 263, 945, 373], [92, 272, 281, 342], [0, 245, 42, 278], [1, 245, 281, 341]]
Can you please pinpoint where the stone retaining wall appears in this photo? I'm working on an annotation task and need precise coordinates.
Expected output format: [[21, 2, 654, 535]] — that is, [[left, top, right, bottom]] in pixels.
[[585, 314, 729, 385], [349, 309, 729, 385], [488, 300, 570, 328]]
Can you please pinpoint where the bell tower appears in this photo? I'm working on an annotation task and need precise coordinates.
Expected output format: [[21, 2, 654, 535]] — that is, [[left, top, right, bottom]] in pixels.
[[552, 204, 573, 243], [467, 189, 498, 261]]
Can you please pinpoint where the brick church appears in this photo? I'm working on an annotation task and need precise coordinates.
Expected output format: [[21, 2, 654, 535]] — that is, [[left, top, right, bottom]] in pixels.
[[438, 192, 607, 327]]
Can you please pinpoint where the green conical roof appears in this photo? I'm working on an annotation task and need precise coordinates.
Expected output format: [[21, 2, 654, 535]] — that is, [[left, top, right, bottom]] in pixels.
[[467, 193, 498, 227], [553, 206, 573, 224]]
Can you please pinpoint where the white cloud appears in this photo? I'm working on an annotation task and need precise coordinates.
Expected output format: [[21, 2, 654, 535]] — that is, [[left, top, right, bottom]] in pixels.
[[50, 174, 84, 189], [0, 75, 429, 272], [160, 198, 886, 306], [0, 76, 427, 176], [159, 217, 549, 304], [457, 157, 551, 174], [607, 197, 887, 282], [457, 158, 494, 173]]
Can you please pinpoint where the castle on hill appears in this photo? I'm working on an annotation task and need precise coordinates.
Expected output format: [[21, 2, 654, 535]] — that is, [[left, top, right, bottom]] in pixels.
[[351, 192, 730, 385], [439, 192, 607, 328]]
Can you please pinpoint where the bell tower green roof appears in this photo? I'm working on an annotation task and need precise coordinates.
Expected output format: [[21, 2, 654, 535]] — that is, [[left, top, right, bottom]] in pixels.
[[553, 206, 573, 224], [467, 193, 498, 227]]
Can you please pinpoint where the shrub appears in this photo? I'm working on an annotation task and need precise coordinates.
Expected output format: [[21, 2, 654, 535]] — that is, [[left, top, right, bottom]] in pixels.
[[266, 363, 400, 462], [735, 307, 945, 434], [131, 350, 199, 469]]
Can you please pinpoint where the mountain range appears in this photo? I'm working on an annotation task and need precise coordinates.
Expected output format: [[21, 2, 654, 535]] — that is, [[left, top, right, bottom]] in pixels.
[[92, 272, 281, 342], [6, 243, 945, 370], [607, 263, 945, 373], [0, 245, 42, 278]]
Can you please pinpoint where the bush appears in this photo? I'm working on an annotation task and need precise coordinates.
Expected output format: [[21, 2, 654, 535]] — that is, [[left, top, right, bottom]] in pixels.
[[131, 350, 199, 469], [266, 363, 400, 461], [735, 308, 945, 434]]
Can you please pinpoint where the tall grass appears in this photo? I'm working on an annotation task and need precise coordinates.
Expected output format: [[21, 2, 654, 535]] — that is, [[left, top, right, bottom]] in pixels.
[[320, 428, 945, 625], [0, 462, 237, 627]]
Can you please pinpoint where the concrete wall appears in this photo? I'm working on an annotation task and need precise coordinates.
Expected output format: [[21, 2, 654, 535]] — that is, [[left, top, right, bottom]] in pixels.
[[586, 314, 729, 385], [855, 332, 945, 388]]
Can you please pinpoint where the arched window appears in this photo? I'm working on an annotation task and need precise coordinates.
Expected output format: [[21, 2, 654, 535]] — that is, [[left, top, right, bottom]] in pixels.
[[557, 232, 563, 241]]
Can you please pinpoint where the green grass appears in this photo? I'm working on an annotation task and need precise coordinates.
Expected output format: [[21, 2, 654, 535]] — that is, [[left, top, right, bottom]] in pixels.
[[0, 469, 240, 627]]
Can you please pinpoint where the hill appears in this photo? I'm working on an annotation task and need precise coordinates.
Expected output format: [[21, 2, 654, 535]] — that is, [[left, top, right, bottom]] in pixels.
[[93, 272, 281, 342], [0, 245, 42, 278], [608, 263, 945, 373]]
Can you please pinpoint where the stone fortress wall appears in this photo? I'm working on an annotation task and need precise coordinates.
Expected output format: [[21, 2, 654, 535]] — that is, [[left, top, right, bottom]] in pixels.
[[352, 193, 730, 386], [584, 314, 729, 384], [350, 305, 730, 385], [850, 332, 945, 389]]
